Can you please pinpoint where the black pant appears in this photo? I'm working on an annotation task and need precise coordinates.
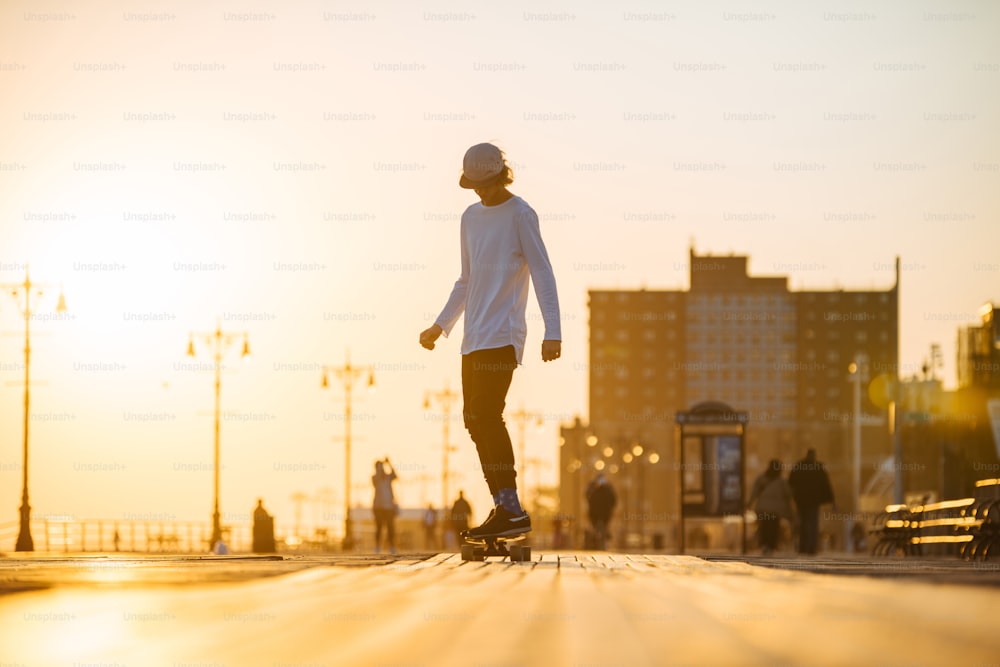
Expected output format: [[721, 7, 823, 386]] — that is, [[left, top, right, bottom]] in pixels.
[[798, 504, 820, 554], [374, 508, 396, 549], [757, 513, 780, 551], [462, 345, 518, 496], [590, 517, 610, 550]]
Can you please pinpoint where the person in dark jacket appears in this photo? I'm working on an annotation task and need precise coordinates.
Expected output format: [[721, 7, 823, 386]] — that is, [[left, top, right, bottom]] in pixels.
[[448, 490, 473, 548], [788, 449, 835, 554], [585, 473, 617, 550], [252, 498, 276, 553]]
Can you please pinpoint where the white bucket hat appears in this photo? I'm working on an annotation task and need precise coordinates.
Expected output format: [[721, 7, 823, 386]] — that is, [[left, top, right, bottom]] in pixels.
[[459, 142, 504, 188]]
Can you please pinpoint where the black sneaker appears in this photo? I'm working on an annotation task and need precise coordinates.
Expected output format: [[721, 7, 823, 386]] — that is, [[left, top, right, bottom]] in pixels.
[[460, 505, 497, 538], [465, 505, 531, 539]]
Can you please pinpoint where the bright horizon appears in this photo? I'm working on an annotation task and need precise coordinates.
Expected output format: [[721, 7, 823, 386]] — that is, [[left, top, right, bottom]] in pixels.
[[1, 0, 998, 539]]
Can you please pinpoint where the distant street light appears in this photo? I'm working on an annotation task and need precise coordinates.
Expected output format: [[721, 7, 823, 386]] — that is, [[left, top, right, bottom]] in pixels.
[[508, 404, 543, 484], [321, 351, 374, 551], [424, 381, 459, 511], [1, 266, 67, 552], [186, 321, 250, 547]]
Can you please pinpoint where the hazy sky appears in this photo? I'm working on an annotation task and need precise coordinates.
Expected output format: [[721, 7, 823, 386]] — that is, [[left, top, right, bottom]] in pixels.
[[1, 0, 998, 538]]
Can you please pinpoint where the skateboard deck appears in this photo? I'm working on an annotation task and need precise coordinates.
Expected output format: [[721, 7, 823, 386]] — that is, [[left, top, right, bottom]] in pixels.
[[460, 533, 531, 562]]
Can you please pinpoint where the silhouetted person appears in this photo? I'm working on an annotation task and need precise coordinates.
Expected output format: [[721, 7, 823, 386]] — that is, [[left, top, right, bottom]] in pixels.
[[788, 449, 835, 555], [851, 521, 868, 553], [422, 504, 438, 549], [448, 490, 473, 547], [252, 498, 276, 553], [372, 458, 398, 554], [420, 142, 562, 540], [113, 528, 121, 552], [748, 459, 797, 556], [586, 472, 617, 550]]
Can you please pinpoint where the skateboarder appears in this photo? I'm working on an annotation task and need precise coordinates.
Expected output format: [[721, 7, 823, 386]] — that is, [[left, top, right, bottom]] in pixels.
[[420, 142, 562, 539]]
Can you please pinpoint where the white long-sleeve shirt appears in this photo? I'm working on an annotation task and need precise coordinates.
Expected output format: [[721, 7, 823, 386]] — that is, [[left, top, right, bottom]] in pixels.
[[435, 195, 561, 364]]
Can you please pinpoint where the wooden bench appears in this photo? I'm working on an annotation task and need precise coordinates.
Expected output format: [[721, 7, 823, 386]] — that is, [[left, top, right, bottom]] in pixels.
[[871, 479, 999, 561], [962, 478, 1000, 561]]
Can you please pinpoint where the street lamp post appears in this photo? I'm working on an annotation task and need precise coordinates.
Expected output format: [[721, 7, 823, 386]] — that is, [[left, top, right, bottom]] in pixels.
[[2, 267, 67, 552], [321, 351, 374, 551], [187, 321, 250, 548], [424, 381, 459, 511], [848, 353, 869, 554], [508, 404, 543, 490]]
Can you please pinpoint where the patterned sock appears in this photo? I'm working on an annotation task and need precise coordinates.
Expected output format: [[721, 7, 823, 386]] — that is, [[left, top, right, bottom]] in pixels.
[[492, 493, 501, 508], [497, 488, 523, 515]]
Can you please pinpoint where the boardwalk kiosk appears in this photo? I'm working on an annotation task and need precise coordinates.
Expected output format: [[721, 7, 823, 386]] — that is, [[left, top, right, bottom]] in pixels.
[[675, 402, 749, 554]]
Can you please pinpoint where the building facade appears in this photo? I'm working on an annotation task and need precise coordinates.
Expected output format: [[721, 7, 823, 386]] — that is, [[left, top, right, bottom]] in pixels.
[[562, 249, 899, 551], [957, 303, 1000, 390]]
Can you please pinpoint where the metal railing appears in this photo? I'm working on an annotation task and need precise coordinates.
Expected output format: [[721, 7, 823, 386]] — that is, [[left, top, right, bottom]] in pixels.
[[0, 518, 251, 553]]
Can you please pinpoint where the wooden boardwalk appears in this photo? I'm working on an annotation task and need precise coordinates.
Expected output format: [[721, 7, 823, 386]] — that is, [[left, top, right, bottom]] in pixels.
[[1, 552, 998, 666]]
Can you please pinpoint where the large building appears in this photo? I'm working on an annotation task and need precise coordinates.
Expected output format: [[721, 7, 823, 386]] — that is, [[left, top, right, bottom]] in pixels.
[[561, 249, 899, 551], [957, 303, 1000, 390]]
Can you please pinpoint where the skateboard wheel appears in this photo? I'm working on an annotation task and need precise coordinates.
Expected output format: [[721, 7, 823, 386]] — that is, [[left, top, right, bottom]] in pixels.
[[473, 546, 486, 561], [460, 544, 476, 561], [509, 545, 531, 562]]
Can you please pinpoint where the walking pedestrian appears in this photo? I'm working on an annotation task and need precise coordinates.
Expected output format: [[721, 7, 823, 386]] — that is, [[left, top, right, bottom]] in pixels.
[[372, 458, 398, 554], [448, 490, 473, 548], [748, 459, 797, 556], [788, 448, 835, 555], [585, 472, 617, 550], [422, 504, 438, 550]]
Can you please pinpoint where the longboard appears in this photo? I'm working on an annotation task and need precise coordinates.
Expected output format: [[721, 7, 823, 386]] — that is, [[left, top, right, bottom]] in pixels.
[[460, 533, 531, 562]]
